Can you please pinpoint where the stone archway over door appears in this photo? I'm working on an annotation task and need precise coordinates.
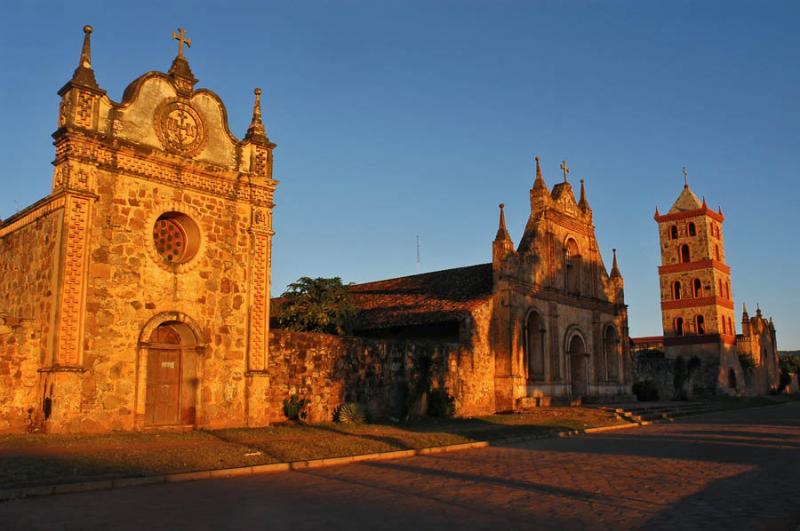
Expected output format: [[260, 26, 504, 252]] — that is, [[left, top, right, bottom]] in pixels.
[[568, 334, 588, 398], [145, 324, 183, 426], [136, 313, 205, 430]]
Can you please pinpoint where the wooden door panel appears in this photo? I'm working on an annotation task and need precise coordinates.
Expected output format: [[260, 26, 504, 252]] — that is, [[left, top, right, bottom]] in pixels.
[[145, 348, 181, 426]]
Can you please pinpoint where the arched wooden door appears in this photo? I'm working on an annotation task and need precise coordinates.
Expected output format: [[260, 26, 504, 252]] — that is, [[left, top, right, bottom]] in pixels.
[[145, 324, 182, 426]]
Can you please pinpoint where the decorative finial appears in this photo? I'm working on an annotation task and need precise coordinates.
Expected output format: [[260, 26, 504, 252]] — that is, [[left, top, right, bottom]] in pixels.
[[654, 205, 661, 217], [742, 303, 749, 316], [560, 160, 570, 183], [495, 203, 511, 241], [756, 303, 762, 316], [172, 27, 192, 57], [578, 178, 589, 210], [702, 196, 707, 208], [80, 26, 93, 68], [244, 87, 270, 145], [610, 248, 621, 277], [60, 24, 102, 94], [532, 155, 547, 191], [682, 166, 688, 187]]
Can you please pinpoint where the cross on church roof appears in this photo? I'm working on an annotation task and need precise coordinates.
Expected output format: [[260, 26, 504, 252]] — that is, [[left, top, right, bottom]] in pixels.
[[682, 166, 689, 187], [560, 160, 570, 183], [172, 27, 192, 57]]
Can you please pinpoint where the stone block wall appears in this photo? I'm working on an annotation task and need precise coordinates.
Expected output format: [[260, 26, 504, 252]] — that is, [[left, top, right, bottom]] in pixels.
[[0, 318, 41, 432], [266, 329, 495, 423]]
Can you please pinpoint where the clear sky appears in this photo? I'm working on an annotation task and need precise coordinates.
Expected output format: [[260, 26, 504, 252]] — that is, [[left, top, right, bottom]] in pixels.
[[1, 1, 798, 347]]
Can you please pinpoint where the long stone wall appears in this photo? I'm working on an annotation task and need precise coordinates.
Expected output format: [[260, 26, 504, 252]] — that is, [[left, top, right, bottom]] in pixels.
[[266, 329, 494, 423]]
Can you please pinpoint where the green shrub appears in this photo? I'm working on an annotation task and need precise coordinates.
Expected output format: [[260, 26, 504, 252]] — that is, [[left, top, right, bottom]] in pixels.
[[632, 379, 659, 402], [427, 389, 455, 417], [282, 395, 308, 421], [738, 354, 756, 370], [334, 402, 366, 424]]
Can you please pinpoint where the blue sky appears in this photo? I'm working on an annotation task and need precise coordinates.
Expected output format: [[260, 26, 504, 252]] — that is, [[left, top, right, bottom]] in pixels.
[[1, 1, 798, 347]]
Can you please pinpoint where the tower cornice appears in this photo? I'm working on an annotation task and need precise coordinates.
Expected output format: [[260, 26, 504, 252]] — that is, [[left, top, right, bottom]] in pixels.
[[654, 206, 724, 223], [658, 259, 730, 275]]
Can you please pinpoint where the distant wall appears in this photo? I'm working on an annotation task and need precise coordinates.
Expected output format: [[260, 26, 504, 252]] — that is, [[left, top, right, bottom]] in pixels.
[[267, 329, 495, 422]]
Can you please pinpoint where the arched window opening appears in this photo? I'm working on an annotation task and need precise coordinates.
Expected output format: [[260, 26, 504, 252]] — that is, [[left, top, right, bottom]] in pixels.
[[565, 238, 580, 295], [722, 318, 728, 335], [526, 311, 545, 379], [693, 278, 702, 298], [718, 279, 723, 296], [675, 317, 684, 336], [680, 244, 690, 263], [670, 225, 678, 240], [696, 315, 706, 335], [728, 317, 734, 335], [688, 222, 696, 236], [725, 282, 730, 300], [715, 245, 720, 261], [673, 281, 682, 300], [604, 326, 619, 382]]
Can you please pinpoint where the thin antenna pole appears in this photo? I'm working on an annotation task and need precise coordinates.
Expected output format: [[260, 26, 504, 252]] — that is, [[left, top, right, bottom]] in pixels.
[[416, 235, 421, 273]]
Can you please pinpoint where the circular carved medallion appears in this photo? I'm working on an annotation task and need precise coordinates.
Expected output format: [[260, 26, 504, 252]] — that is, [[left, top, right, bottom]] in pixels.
[[154, 100, 206, 155]]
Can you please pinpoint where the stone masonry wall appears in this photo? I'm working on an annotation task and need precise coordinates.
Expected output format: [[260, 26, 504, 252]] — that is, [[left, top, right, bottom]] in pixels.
[[0, 203, 62, 356], [267, 329, 494, 423], [0, 318, 40, 432], [0, 204, 62, 431]]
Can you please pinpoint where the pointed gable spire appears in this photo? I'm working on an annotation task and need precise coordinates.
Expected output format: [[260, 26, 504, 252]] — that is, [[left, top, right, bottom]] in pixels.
[[495, 203, 512, 242], [742, 303, 749, 319], [533, 155, 547, 191], [610, 248, 621, 278], [244, 88, 271, 145], [578, 178, 590, 211], [60, 25, 103, 95]]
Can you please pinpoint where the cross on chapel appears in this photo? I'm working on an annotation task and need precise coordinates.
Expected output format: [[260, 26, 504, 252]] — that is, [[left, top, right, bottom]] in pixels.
[[172, 28, 192, 57], [560, 160, 570, 183]]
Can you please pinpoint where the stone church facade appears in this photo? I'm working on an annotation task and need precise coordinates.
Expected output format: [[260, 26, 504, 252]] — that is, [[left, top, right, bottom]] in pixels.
[[0, 27, 277, 432], [349, 157, 632, 413]]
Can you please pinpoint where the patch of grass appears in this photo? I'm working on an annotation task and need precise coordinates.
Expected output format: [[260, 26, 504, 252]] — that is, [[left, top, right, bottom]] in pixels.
[[0, 407, 622, 489]]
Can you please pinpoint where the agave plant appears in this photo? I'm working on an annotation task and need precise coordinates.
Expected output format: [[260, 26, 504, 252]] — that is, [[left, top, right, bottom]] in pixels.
[[335, 402, 366, 424]]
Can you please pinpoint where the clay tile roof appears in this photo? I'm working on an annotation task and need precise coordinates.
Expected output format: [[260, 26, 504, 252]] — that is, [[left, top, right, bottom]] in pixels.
[[348, 263, 494, 330], [668, 185, 702, 213]]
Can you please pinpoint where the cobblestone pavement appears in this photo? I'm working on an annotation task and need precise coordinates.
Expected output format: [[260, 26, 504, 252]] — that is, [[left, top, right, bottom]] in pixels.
[[2, 403, 799, 531]]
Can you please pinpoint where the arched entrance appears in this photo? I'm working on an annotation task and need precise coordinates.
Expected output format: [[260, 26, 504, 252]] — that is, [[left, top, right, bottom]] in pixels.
[[137, 313, 204, 429], [567, 333, 588, 398], [525, 311, 545, 380], [604, 325, 619, 382], [145, 324, 183, 426]]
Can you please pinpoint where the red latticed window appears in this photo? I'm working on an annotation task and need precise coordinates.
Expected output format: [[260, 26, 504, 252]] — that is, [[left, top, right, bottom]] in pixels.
[[154, 218, 188, 263]]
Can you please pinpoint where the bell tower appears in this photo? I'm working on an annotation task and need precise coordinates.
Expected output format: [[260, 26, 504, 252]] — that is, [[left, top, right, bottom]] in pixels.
[[654, 172, 737, 364]]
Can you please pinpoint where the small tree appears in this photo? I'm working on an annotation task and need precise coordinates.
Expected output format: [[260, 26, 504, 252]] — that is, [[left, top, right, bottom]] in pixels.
[[274, 276, 356, 335]]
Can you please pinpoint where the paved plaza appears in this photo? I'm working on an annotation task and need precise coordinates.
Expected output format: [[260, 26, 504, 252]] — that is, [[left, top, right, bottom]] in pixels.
[[1, 403, 799, 530]]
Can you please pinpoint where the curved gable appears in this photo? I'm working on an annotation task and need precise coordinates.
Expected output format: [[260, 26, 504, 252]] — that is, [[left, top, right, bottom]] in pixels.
[[110, 73, 239, 170]]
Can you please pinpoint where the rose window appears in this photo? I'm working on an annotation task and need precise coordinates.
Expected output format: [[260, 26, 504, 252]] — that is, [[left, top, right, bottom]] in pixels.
[[152, 212, 200, 265]]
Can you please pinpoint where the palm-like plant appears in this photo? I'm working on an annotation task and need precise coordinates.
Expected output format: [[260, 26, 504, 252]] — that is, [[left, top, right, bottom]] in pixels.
[[275, 276, 356, 335]]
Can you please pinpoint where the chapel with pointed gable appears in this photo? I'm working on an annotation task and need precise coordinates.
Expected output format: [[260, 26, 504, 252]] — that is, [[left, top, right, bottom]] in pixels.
[[0, 26, 277, 432], [349, 157, 632, 412]]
